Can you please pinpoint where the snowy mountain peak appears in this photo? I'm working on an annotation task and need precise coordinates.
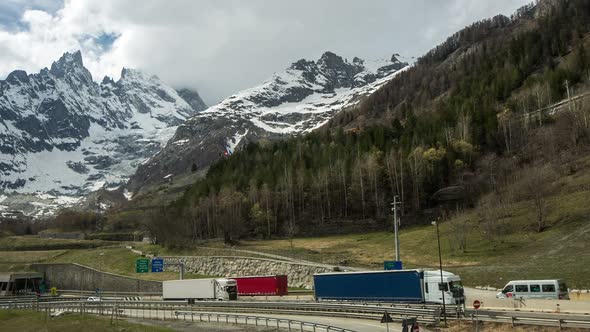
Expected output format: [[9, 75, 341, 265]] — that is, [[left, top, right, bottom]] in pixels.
[[101, 75, 116, 85], [120, 67, 150, 81], [49, 51, 87, 77], [5, 70, 29, 84], [318, 51, 345, 66], [0, 51, 207, 217], [128, 51, 409, 192]]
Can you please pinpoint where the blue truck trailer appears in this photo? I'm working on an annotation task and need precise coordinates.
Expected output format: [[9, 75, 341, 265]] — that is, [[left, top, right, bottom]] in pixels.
[[313, 269, 465, 304]]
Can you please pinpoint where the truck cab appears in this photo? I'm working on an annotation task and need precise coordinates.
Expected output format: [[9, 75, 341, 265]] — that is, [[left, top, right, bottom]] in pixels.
[[423, 270, 464, 305], [215, 278, 238, 300]]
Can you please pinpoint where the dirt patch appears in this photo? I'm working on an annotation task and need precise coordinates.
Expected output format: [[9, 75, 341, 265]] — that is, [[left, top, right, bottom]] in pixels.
[[125, 318, 285, 331]]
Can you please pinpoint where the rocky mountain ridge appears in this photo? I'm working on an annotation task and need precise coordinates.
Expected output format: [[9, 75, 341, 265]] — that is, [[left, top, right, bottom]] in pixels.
[[0, 51, 206, 217], [128, 51, 408, 193]]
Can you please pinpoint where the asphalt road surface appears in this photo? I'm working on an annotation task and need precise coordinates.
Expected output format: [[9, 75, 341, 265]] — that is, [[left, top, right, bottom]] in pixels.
[[118, 308, 415, 332]]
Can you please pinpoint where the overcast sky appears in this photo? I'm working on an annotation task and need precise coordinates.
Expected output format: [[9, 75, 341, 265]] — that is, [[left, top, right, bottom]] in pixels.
[[0, 0, 531, 104]]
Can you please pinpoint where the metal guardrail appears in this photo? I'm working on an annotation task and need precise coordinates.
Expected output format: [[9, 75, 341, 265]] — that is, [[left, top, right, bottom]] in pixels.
[[174, 311, 356, 332], [0, 296, 86, 305], [0, 296, 450, 323], [58, 289, 162, 296], [0, 300, 358, 332], [465, 309, 590, 329]]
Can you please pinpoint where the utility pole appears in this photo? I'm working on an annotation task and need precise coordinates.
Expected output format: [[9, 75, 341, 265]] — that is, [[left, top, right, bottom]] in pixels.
[[565, 80, 572, 113], [391, 196, 402, 262], [166, 262, 185, 279], [432, 221, 447, 327]]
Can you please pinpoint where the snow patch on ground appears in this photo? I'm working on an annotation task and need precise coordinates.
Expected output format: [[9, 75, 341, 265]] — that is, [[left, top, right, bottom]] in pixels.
[[226, 129, 249, 153], [123, 189, 133, 201], [173, 139, 190, 146], [86, 181, 106, 192]]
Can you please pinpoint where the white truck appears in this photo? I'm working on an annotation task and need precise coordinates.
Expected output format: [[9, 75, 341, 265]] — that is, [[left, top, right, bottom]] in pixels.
[[163, 278, 238, 302], [313, 269, 465, 305]]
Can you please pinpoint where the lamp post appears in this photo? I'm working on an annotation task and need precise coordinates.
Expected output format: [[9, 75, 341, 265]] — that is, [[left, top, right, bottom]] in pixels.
[[432, 220, 447, 327], [391, 196, 401, 262]]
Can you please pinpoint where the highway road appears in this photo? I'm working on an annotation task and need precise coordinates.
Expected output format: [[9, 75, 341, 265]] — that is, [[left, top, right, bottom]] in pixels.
[[245, 288, 590, 314], [117, 308, 415, 332]]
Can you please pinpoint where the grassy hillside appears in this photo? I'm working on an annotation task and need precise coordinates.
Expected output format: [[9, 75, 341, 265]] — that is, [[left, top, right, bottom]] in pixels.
[[0, 236, 109, 251], [47, 248, 214, 281], [111, 0, 590, 254], [0, 237, 213, 281]]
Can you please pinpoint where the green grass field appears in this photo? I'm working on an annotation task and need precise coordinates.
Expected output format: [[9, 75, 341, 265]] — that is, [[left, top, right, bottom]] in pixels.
[[0, 310, 173, 332]]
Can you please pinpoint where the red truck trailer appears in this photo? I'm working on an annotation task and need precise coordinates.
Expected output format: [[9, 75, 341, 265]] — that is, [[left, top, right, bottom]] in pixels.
[[232, 275, 288, 296]]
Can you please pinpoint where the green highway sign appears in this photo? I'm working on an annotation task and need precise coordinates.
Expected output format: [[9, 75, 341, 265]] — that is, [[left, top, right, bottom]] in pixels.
[[136, 258, 150, 273]]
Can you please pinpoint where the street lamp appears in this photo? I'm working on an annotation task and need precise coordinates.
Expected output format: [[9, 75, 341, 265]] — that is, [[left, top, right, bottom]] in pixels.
[[391, 196, 401, 262], [432, 220, 447, 327]]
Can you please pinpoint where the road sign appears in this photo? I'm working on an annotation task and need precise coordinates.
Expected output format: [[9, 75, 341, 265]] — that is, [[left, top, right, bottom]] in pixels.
[[473, 299, 481, 332], [136, 258, 149, 273], [473, 299, 481, 309], [151, 258, 164, 272], [380, 312, 394, 323], [384, 260, 402, 270]]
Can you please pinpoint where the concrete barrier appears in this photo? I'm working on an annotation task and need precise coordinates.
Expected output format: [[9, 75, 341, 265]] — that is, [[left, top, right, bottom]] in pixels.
[[32, 263, 162, 293]]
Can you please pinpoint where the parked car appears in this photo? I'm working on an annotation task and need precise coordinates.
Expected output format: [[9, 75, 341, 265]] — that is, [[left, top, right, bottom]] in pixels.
[[496, 279, 569, 300]]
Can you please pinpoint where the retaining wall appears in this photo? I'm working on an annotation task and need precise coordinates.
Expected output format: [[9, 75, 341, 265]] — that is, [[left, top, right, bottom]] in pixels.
[[32, 263, 162, 293], [163, 256, 341, 289]]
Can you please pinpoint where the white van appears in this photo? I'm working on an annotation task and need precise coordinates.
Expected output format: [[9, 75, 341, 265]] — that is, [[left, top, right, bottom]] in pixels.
[[496, 279, 569, 300]]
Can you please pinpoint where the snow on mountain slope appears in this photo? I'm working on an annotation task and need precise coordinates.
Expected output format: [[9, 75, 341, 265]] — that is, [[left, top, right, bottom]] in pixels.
[[0, 51, 206, 217], [128, 52, 409, 193]]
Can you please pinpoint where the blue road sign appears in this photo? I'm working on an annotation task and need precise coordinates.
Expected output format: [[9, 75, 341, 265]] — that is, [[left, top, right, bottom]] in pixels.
[[384, 260, 403, 270], [151, 258, 164, 272]]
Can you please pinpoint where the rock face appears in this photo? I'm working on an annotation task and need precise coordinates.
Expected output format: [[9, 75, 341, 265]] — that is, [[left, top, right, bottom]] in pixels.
[[163, 256, 342, 289], [176, 88, 207, 113], [0, 51, 206, 217], [128, 51, 408, 192]]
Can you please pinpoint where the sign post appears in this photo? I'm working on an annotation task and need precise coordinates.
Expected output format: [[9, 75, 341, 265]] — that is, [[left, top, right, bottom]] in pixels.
[[135, 258, 149, 273], [473, 299, 481, 332], [380, 311, 393, 332]]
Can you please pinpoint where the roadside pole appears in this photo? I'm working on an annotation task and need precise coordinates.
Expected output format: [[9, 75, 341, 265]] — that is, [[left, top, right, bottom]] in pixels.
[[391, 196, 401, 262], [473, 299, 481, 332]]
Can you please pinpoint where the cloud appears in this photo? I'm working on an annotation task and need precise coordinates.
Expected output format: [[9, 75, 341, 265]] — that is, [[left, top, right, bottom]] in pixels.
[[0, 0, 62, 30], [0, 0, 531, 104]]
